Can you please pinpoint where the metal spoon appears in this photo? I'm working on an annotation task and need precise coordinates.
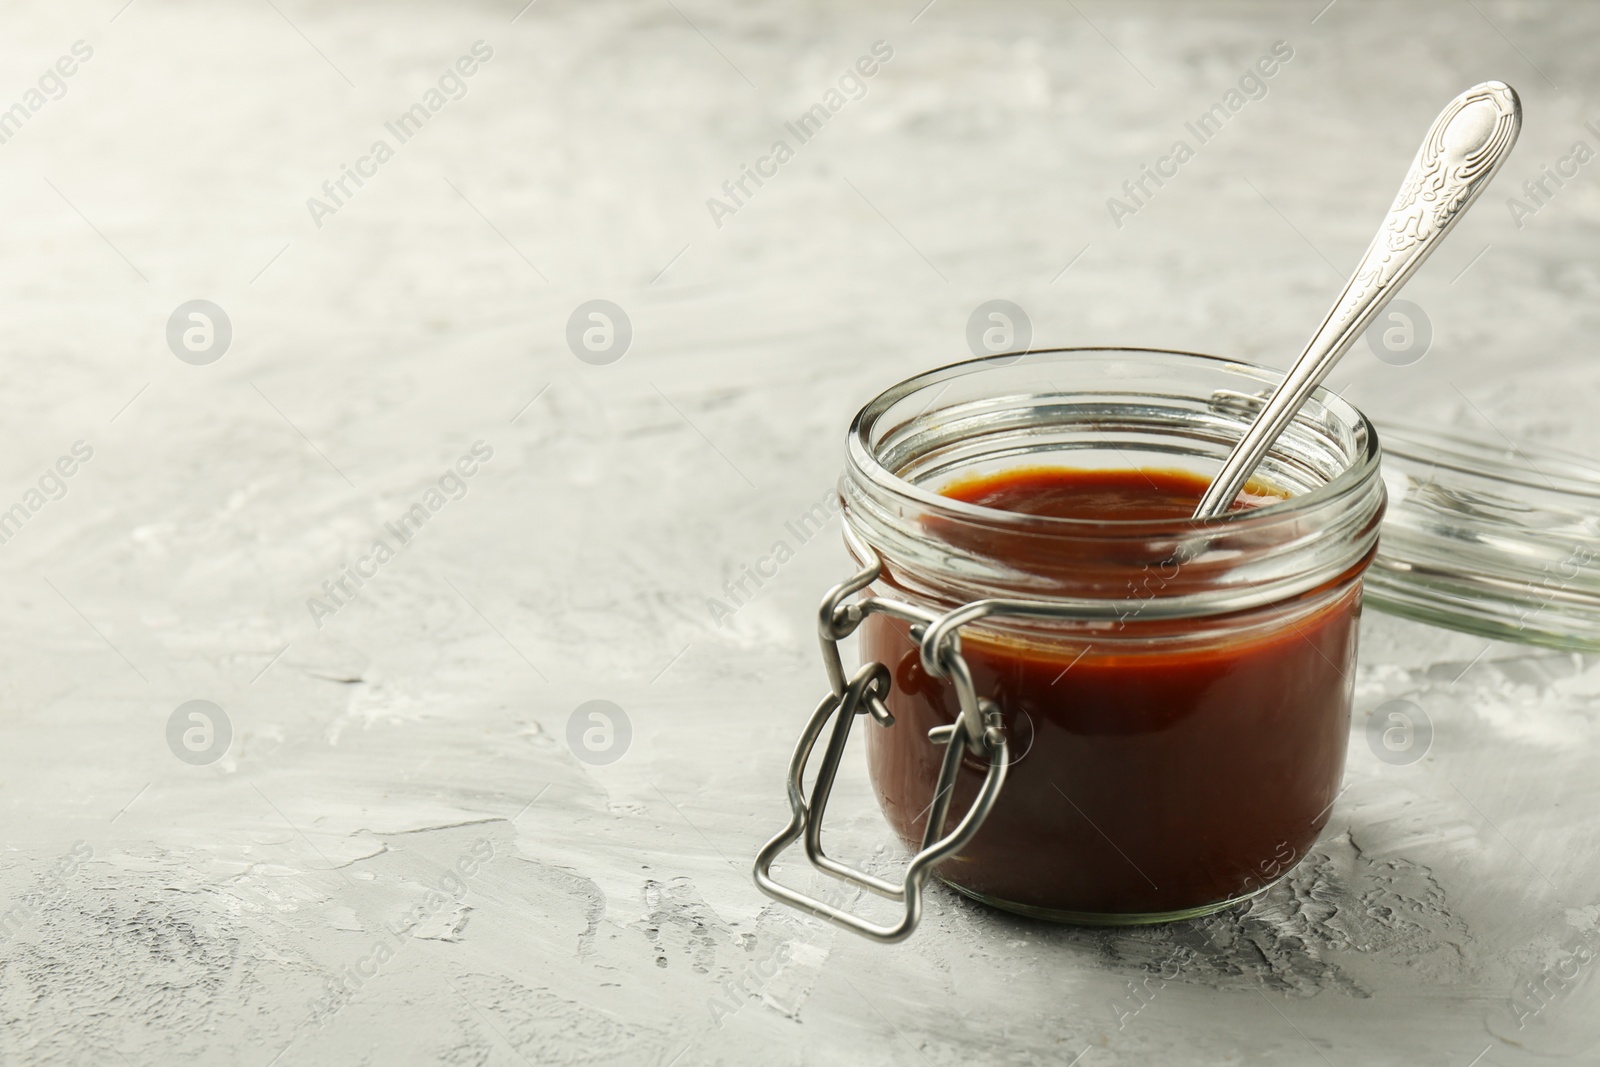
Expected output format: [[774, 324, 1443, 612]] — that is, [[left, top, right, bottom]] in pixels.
[[1192, 81, 1522, 519]]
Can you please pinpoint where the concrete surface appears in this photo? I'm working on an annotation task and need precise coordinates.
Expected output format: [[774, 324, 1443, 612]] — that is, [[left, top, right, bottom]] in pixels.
[[2, 0, 1599, 1064]]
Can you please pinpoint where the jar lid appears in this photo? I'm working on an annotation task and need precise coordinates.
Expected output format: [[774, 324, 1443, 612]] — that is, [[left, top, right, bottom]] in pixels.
[[1366, 422, 1600, 651]]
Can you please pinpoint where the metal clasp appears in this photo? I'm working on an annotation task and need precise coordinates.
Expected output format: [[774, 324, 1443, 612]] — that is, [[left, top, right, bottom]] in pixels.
[[752, 533, 1011, 943]]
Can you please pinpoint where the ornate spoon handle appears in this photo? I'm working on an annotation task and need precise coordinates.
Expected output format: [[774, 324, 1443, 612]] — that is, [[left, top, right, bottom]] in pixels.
[[1193, 81, 1522, 519]]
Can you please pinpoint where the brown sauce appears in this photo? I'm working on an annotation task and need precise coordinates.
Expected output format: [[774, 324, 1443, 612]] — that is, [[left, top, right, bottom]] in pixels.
[[862, 467, 1358, 917]]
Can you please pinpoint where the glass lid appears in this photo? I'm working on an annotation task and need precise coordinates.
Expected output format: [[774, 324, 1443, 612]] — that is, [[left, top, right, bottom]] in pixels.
[[1367, 421, 1600, 652]]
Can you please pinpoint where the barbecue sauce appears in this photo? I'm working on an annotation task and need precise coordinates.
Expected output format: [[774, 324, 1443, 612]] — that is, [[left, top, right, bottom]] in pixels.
[[861, 467, 1358, 917]]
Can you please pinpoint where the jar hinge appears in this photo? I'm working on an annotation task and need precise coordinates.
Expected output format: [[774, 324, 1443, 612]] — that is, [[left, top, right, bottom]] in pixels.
[[751, 529, 1014, 943]]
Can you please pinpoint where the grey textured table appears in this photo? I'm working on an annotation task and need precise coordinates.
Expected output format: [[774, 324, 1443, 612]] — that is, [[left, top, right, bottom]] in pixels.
[[3, 1, 1599, 1064]]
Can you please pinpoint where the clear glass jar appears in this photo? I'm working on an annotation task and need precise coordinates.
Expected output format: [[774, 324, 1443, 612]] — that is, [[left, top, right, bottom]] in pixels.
[[842, 348, 1385, 923]]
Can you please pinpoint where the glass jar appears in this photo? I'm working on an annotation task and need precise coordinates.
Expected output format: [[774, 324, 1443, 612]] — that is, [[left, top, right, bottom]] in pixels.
[[753, 347, 1385, 938], [843, 347, 1385, 924]]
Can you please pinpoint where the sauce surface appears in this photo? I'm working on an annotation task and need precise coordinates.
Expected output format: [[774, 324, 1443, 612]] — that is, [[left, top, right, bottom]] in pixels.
[[863, 466, 1357, 918], [944, 466, 1226, 520]]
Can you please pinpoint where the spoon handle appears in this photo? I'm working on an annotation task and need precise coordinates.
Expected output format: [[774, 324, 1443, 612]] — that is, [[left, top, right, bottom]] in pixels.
[[1192, 81, 1522, 519]]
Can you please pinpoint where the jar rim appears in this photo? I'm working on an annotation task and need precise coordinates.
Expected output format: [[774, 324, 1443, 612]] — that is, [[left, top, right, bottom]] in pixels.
[[847, 347, 1382, 533]]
